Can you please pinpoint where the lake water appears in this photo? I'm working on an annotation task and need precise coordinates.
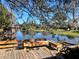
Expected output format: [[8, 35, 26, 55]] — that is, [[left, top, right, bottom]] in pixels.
[[16, 30, 79, 44]]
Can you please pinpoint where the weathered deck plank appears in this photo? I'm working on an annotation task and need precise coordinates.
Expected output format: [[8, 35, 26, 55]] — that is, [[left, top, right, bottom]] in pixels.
[[0, 47, 57, 59]]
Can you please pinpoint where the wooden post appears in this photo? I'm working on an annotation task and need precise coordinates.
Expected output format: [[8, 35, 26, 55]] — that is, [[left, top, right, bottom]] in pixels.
[[17, 40, 24, 49]]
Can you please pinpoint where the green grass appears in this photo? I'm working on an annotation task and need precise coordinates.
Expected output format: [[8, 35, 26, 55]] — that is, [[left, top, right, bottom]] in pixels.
[[51, 30, 79, 38], [30, 29, 79, 38], [73, 31, 79, 34], [33, 29, 79, 38]]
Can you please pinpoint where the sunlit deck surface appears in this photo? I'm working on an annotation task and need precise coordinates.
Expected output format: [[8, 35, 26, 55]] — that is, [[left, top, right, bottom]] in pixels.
[[0, 47, 57, 59]]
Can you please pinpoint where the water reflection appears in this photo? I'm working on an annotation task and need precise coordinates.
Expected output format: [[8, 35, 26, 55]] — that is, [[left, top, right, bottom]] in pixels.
[[16, 30, 24, 40], [16, 31, 79, 44], [54, 34, 69, 41], [33, 32, 45, 39], [24, 35, 32, 39]]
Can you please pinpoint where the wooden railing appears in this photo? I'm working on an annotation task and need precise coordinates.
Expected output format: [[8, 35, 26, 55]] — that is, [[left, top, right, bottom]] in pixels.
[[0, 40, 49, 49], [48, 41, 63, 52], [0, 39, 78, 53]]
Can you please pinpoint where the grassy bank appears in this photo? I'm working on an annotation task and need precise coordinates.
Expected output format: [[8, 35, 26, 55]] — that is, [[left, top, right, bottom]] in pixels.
[[1, 28, 78, 39], [51, 30, 79, 38], [33, 29, 79, 38]]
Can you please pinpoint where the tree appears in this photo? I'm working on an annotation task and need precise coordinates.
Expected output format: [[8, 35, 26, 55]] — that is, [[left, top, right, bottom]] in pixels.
[[52, 11, 67, 28], [0, 4, 11, 28], [4, 0, 79, 27]]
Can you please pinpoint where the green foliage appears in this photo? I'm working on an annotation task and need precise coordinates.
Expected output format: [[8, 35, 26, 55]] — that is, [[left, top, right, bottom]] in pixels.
[[0, 4, 11, 28], [73, 31, 79, 34]]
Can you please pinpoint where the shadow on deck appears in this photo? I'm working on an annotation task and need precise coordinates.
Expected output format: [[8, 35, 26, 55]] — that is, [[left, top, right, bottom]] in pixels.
[[43, 47, 79, 59]]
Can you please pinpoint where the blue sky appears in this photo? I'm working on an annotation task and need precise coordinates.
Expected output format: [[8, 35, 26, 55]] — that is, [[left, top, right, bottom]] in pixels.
[[1, 0, 34, 24], [1, 0, 79, 24]]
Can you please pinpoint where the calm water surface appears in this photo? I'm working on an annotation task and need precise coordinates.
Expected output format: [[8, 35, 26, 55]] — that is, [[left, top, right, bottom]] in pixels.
[[16, 30, 79, 44]]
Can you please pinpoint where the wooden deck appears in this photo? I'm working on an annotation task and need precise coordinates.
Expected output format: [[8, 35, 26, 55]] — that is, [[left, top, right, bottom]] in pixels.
[[0, 47, 57, 59]]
